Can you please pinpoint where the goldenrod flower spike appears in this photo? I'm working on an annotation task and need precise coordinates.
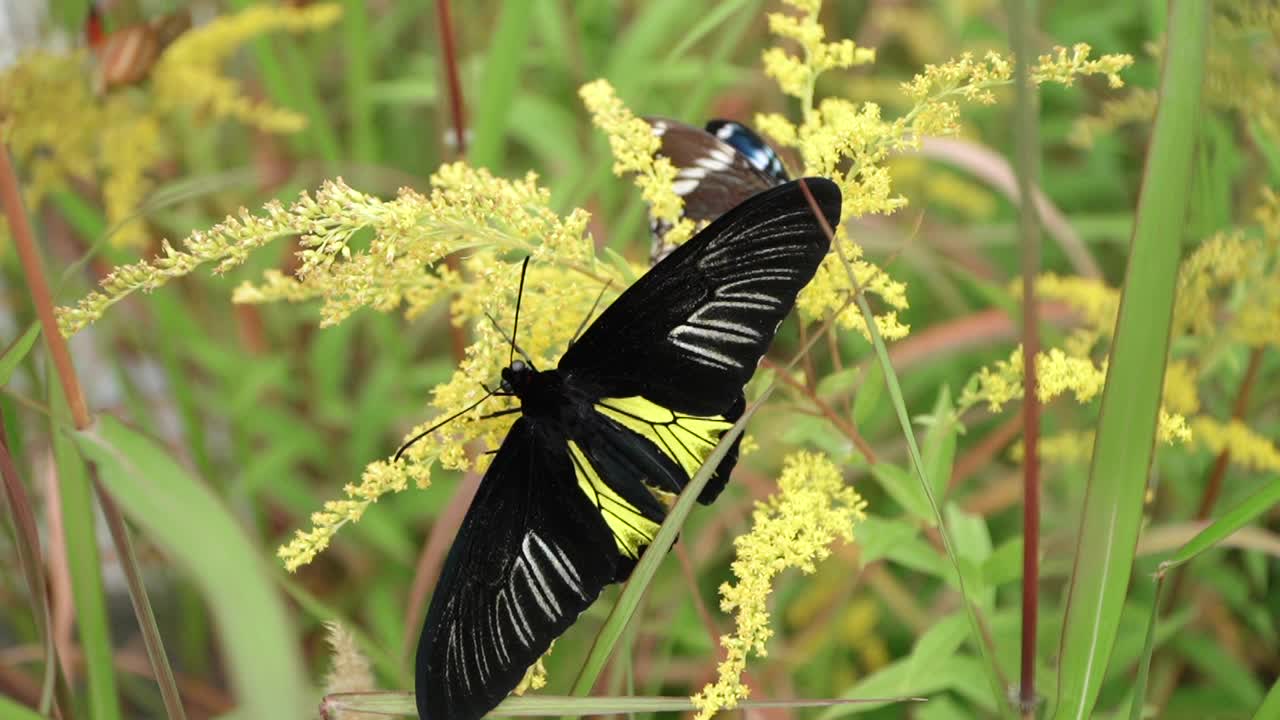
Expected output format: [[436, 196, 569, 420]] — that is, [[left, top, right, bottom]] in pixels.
[[152, 3, 342, 132], [691, 452, 867, 720], [580, 79, 696, 246], [1191, 418, 1280, 474]]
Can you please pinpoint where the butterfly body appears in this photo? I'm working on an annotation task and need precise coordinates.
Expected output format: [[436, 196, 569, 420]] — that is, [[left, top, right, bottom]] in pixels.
[[415, 178, 842, 720]]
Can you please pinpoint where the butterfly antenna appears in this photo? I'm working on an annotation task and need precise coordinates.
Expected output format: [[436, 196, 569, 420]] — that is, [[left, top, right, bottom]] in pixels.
[[393, 389, 495, 462], [509, 256, 530, 366], [485, 312, 536, 368], [567, 279, 612, 348]]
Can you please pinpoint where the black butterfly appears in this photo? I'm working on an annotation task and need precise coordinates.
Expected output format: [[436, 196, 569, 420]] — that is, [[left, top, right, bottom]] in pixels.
[[414, 177, 842, 720], [646, 117, 790, 262]]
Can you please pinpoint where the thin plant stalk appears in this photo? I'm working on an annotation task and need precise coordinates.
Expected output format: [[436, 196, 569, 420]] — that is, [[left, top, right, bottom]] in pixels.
[[0, 145, 189, 720], [797, 180, 1013, 716], [1008, 0, 1043, 713]]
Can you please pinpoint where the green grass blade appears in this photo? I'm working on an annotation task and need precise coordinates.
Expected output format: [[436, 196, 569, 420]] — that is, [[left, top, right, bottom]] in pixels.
[[1126, 576, 1164, 720], [567, 387, 773, 698], [0, 694, 46, 720], [343, 0, 379, 164], [327, 692, 916, 716], [1253, 676, 1280, 720], [1052, 3, 1209, 718], [74, 416, 309, 718], [662, 0, 754, 64], [468, 0, 535, 171], [1, 323, 40, 385], [1161, 476, 1280, 571], [832, 233, 1009, 713], [50, 390, 122, 720]]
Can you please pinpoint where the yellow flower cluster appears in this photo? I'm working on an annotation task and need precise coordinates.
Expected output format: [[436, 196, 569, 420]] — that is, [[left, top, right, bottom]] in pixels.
[[1174, 230, 1280, 347], [0, 52, 157, 247], [959, 346, 1192, 444], [579, 79, 696, 246], [512, 642, 553, 696], [0, 5, 337, 249], [152, 3, 341, 133], [965, 180, 1280, 467], [280, 453, 424, 571], [1191, 418, 1280, 474], [1010, 430, 1097, 465], [901, 45, 1131, 139], [1068, 89, 1157, 148], [235, 165, 631, 570], [1030, 273, 1120, 340], [761, 0, 875, 105], [751, 1, 909, 341], [691, 452, 866, 719]]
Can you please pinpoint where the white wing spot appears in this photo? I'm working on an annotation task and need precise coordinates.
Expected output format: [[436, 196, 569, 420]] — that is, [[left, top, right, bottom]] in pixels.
[[527, 532, 587, 601], [671, 324, 757, 346], [513, 559, 558, 621], [672, 178, 700, 196], [669, 336, 742, 369]]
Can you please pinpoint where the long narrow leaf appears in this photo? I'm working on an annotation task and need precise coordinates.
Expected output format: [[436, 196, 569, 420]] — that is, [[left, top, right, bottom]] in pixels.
[[326, 692, 923, 717], [50, 386, 123, 720], [469, 0, 535, 171], [1161, 476, 1280, 571], [1053, 3, 1209, 718], [74, 416, 309, 718], [0, 323, 40, 385]]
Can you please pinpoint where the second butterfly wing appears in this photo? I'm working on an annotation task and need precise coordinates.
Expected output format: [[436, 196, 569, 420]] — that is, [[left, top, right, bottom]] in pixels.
[[646, 117, 787, 262]]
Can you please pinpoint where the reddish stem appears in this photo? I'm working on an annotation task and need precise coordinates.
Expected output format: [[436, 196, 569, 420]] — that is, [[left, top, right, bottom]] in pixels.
[[1009, 1, 1042, 710], [435, 0, 468, 156]]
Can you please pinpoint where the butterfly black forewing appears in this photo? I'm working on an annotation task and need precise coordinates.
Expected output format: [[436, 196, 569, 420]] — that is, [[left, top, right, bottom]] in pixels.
[[560, 177, 840, 415], [416, 177, 841, 720], [416, 419, 618, 720]]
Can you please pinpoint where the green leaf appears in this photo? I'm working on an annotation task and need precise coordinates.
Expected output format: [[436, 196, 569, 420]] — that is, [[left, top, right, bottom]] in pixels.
[[920, 386, 958, 503], [1253, 677, 1280, 720], [1162, 476, 1280, 570], [870, 463, 934, 525], [816, 367, 860, 399], [74, 416, 309, 718], [469, 0, 536, 171], [904, 613, 970, 685], [852, 361, 884, 428], [0, 323, 40, 386], [1172, 632, 1264, 707], [1054, 4, 1209, 717], [0, 694, 46, 720], [49, 380, 121, 720]]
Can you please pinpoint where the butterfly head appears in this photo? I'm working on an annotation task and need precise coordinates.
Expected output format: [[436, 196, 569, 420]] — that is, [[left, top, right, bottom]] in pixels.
[[500, 359, 533, 395]]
